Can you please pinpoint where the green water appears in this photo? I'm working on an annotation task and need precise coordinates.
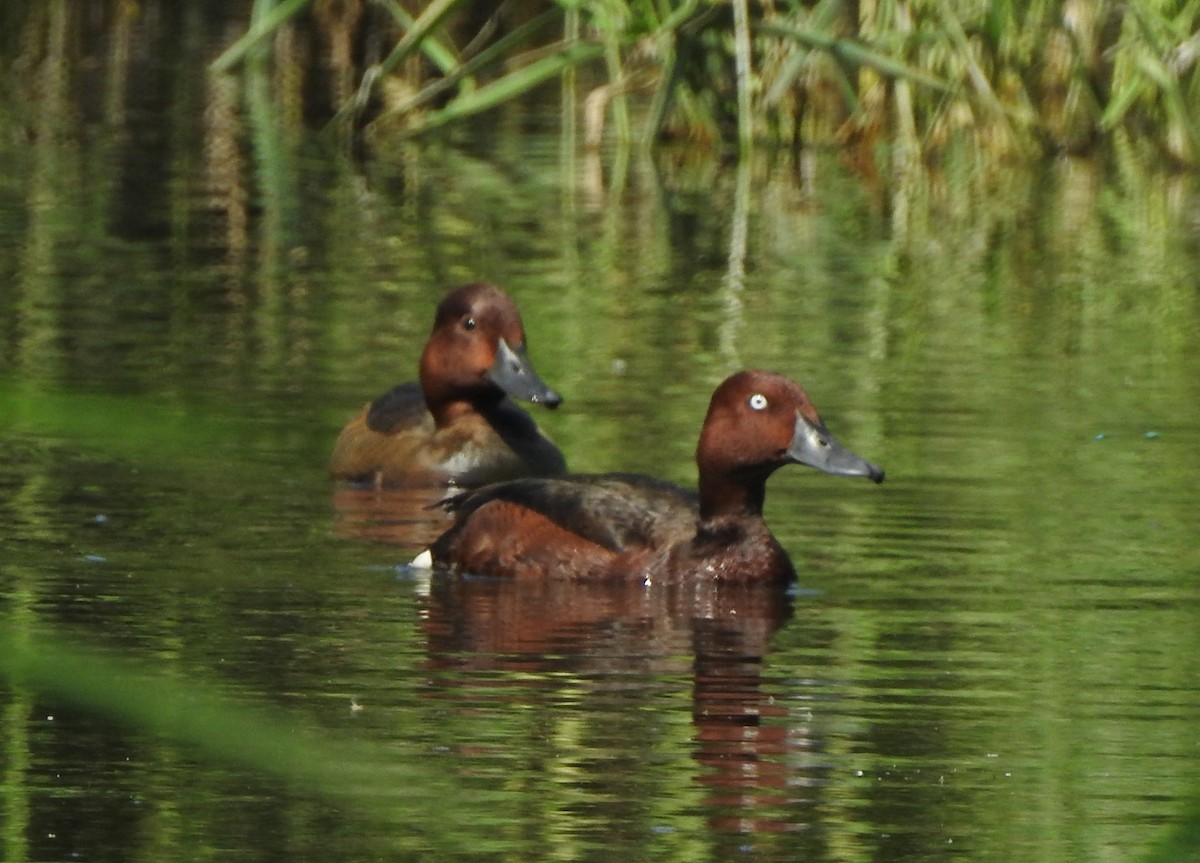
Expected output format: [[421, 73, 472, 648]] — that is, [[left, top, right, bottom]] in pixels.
[[2, 8, 1200, 863]]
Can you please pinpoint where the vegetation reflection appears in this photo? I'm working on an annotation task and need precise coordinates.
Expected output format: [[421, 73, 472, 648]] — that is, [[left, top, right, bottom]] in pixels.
[[1, 3, 1198, 863]]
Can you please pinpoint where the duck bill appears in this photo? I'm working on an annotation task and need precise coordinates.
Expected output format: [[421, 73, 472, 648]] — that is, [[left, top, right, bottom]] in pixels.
[[486, 338, 563, 408], [786, 412, 885, 483]]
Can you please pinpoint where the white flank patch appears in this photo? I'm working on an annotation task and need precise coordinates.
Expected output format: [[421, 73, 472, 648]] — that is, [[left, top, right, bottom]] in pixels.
[[410, 548, 433, 569]]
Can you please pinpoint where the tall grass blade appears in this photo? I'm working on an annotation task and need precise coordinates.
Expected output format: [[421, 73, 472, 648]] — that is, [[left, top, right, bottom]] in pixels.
[[763, 0, 845, 106], [376, 0, 469, 79], [401, 42, 604, 137], [388, 10, 561, 117], [0, 627, 514, 844], [933, 0, 1005, 114], [645, 38, 683, 143], [657, 0, 706, 34], [374, 0, 460, 75], [602, 33, 632, 144], [732, 0, 754, 154], [757, 22, 951, 93], [323, 0, 471, 126], [210, 0, 314, 73], [828, 56, 865, 120], [1135, 54, 1200, 159]]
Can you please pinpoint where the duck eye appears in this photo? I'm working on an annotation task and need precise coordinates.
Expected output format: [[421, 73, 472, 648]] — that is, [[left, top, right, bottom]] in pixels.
[[463, 317, 477, 331], [748, 393, 768, 411]]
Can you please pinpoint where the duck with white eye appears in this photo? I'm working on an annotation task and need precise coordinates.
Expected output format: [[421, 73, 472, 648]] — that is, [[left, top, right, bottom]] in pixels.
[[412, 370, 884, 583]]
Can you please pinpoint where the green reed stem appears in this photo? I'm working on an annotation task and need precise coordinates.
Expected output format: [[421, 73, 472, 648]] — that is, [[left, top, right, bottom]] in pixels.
[[731, 0, 754, 155], [401, 41, 604, 137], [388, 10, 561, 116], [756, 21, 950, 93], [210, 0, 313, 73], [373, 0, 460, 75]]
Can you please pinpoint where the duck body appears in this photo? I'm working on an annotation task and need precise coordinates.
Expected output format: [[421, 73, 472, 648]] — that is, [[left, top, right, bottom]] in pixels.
[[332, 381, 566, 487], [425, 370, 884, 582], [428, 472, 795, 582], [330, 283, 566, 487]]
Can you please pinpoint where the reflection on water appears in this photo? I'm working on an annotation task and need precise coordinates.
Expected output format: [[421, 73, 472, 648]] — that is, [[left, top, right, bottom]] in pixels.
[[2, 5, 1200, 862], [332, 484, 457, 548], [421, 572, 806, 848]]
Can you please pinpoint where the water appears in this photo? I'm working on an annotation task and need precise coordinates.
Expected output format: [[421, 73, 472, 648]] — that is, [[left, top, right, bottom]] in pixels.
[[2, 7, 1200, 863]]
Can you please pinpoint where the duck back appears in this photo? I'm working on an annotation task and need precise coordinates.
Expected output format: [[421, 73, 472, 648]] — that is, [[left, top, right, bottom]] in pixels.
[[431, 474, 699, 578]]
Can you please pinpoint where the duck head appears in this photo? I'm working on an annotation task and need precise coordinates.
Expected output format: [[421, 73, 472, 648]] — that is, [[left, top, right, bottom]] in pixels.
[[696, 370, 884, 519], [419, 283, 562, 420]]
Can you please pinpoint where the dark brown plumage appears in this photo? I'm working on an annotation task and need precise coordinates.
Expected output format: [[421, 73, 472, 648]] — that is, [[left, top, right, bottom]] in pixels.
[[425, 370, 884, 582]]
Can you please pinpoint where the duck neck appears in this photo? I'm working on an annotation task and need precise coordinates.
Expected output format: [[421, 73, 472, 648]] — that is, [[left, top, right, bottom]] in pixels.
[[698, 471, 768, 522], [425, 389, 503, 427], [421, 353, 504, 427]]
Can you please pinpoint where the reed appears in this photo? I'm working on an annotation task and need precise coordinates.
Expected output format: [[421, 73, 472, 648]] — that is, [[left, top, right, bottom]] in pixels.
[[209, 0, 1200, 165]]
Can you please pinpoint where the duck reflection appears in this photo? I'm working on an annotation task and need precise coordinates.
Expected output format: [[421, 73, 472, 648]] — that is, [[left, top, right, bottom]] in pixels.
[[331, 485, 455, 548], [420, 572, 819, 837]]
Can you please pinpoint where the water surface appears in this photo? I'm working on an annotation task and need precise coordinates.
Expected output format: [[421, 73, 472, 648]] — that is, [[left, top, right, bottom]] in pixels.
[[2, 8, 1199, 863]]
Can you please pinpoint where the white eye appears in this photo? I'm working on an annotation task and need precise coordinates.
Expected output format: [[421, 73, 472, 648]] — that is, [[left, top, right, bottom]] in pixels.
[[748, 393, 768, 411]]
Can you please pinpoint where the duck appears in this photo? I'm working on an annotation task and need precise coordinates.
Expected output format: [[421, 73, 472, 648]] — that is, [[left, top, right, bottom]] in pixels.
[[329, 282, 566, 487], [417, 370, 883, 581]]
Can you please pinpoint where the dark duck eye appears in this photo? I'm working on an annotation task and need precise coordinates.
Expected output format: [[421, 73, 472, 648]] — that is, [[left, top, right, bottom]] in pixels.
[[463, 317, 477, 331]]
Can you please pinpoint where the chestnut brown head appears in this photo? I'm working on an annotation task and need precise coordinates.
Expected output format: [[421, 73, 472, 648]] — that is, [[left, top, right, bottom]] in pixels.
[[419, 283, 562, 417]]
